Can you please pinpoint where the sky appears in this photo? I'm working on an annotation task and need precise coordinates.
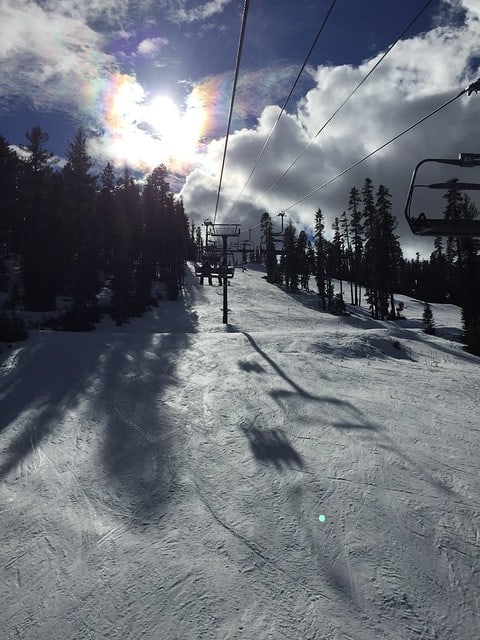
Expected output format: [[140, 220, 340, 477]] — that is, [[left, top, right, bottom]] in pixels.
[[1, 0, 480, 255], [1, 263, 479, 639]]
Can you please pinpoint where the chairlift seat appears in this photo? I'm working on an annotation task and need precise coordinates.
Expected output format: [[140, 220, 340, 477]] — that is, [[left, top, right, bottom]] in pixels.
[[409, 214, 480, 237], [194, 262, 235, 278], [405, 155, 480, 237]]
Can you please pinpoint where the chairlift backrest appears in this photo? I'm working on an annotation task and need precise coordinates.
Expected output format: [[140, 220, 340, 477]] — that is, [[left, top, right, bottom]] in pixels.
[[405, 154, 480, 236]]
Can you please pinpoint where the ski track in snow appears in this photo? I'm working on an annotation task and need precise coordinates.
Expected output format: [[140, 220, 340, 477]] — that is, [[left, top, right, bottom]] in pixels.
[[0, 264, 479, 640]]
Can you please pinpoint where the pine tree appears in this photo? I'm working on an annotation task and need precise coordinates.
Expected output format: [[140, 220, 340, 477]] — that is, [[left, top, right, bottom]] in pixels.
[[306, 240, 315, 289], [362, 178, 379, 318], [442, 180, 480, 353], [0, 135, 19, 293], [282, 221, 298, 292], [137, 164, 188, 307], [375, 184, 402, 319], [18, 126, 59, 310], [61, 126, 100, 325], [0, 122, 200, 326], [194, 226, 204, 261], [348, 186, 363, 305], [97, 162, 117, 272], [297, 230, 310, 291], [429, 237, 448, 302], [168, 197, 190, 296], [115, 167, 142, 318], [340, 210, 354, 304], [422, 303, 435, 335], [331, 217, 344, 298], [0, 134, 20, 256], [261, 212, 279, 284], [314, 208, 327, 310]]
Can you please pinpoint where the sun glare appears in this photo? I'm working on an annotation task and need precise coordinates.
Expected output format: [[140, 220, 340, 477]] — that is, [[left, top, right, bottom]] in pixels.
[[148, 96, 181, 135], [99, 74, 209, 174], [143, 94, 207, 168]]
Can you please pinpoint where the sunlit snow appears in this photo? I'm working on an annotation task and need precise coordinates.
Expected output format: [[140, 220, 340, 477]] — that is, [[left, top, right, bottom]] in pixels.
[[1, 264, 478, 639]]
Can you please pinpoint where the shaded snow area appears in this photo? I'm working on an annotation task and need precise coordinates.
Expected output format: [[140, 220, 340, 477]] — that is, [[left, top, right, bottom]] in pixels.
[[1, 264, 479, 640]]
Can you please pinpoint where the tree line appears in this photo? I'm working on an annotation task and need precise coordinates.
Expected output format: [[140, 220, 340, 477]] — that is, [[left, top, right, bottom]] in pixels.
[[1, 126, 480, 356], [259, 177, 480, 355], [0, 126, 194, 333]]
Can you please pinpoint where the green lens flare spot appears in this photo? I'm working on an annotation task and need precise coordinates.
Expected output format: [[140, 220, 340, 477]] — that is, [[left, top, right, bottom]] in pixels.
[[318, 514, 326, 523]]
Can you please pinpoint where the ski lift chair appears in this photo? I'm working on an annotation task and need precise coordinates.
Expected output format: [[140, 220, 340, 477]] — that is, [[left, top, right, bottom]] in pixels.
[[208, 223, 240, 279], [405, 153, 480, 236], [194, 243, 222, 274]]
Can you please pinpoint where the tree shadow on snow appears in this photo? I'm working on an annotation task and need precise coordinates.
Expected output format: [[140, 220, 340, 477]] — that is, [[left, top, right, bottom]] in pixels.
[[389, 325, 480, 365], [241, 426, 303, 470], [0, 292, 198, 527], [95, 312, 197, 522], [0, 335, 108, 480]]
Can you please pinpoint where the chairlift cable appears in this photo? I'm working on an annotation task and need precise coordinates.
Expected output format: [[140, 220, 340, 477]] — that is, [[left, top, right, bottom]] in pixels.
[[238, 77, 480, 238], [266, 0, 435, 193], [225, 0, 338, 218], [283, 84, 473, 212], [213, 0, 251, 226], [234, 0, 436, 226]]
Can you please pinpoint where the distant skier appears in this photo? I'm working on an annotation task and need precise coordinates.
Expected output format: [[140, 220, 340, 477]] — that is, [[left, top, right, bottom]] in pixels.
[[200, 261, 213, 286]]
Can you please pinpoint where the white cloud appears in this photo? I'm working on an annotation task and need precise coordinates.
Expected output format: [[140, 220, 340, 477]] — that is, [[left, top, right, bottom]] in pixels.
[[179, 0, 480, 256], [137, 37, 169, 58], [3, 0, 480, 259], [0, 0, 114, 114], [169, 0, 232, 24], [30, 0, 132, 24]]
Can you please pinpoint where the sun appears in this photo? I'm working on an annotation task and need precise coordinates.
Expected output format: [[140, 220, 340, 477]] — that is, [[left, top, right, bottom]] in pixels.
[[96, 74, 209, 174], [147, 95, 181, 138], [144, 94, 206, 168]]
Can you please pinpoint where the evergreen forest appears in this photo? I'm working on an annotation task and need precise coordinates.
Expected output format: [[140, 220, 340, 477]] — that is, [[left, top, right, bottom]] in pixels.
[[1, 126, 480, 355]]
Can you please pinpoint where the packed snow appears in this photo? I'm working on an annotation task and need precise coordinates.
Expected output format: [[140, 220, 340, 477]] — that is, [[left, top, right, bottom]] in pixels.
[[1, 264, 479, 640]]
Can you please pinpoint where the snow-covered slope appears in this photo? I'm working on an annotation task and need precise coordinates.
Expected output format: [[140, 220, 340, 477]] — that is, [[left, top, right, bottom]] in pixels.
[[1, 265, 478, 640]]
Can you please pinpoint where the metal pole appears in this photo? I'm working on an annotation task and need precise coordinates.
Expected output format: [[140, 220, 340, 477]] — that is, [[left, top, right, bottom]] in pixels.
[[204, 220, 211, 252], [209, 223, 240, 324], [222, 236, 228, 324]]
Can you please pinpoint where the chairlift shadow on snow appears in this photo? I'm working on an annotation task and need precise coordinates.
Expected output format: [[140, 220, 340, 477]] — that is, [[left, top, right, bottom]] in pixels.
[[376, 440, 460, 499], [242, 332, 378, 431], [237, 359, 266, 374], [241, 331, 317, 399], [241, 426, 303, 470], [333, 421, 378, 431]]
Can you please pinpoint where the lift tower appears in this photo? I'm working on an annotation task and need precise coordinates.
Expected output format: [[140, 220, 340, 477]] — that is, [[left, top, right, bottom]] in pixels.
[[208, 223, 241, 324]]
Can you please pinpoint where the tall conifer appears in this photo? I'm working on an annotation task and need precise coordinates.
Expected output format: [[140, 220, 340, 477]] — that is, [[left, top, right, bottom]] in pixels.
[[314, 209, 327, 310]]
